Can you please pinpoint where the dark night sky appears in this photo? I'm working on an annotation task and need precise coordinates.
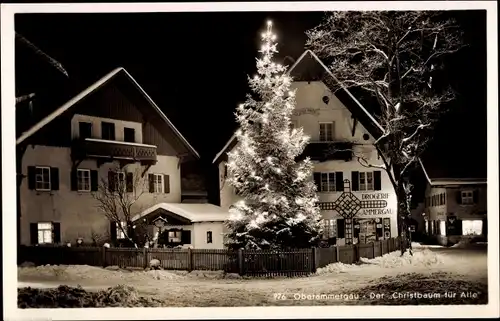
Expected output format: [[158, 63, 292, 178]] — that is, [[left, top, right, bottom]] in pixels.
[[15, 12, 324, 160], [15, 11, 487, 203]]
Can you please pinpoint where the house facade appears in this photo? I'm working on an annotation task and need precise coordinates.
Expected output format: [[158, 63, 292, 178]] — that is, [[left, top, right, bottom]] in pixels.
[[420, 160, 487, 246], [16, 68, 227, 248], [213, 50, 399, 246]]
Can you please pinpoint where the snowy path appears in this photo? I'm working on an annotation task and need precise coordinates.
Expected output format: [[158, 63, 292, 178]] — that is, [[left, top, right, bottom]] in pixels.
[[18, 245, 488, 306]]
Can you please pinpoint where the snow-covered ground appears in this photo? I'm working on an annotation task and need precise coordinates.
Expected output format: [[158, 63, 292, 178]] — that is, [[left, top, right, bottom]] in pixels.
[[17, 245, 488, 306]]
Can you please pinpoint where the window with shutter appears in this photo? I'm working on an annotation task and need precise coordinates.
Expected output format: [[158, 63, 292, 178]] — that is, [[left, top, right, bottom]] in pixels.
[[319, 122, 335, 141], [35, 166, 51, 191], [77, 169, 91, 192], [317, 172, 336, 192], [461, 190, 474, 205], [109, 171, 125, 192], [357, 171, 375, 191], [153, 174, 163, 193], [37, 222, 53, 244], [116, 222, 126, 239]]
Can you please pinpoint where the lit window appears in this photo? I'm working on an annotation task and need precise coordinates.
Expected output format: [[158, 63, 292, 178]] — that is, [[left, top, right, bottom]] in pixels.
[[359, 172, 374, 191], [37, 222, 53, 244], [35, 167, 51, 191], [462, 220, 483, 236], [154, 174, 163, 193], [461, 190, 474, 205], [319, 122, 334, 141], [117, 222, 126, 239], [77, 169, 91, 192], [439, 220, 446, 236], [168, 230, 181, 243], [322, 219, 337, 239]]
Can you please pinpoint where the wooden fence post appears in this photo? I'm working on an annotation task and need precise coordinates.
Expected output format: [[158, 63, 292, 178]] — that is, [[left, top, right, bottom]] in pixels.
[[336, 245, 340, 263], [312, 247, 318, 273], [354, 244, 359, 263], [238, 248, 244, 276], [372, 241, 376, 258], [187, 248, 193, 272], [102, 246, 106, 268], [143, 247, 148, 269]]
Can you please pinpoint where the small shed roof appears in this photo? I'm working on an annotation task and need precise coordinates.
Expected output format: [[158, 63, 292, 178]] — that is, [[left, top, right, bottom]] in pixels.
[[132, 203, 229, 223]]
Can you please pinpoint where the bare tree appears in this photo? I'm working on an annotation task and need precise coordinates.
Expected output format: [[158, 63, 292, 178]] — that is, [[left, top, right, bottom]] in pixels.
[[306, 11, 466, 254], [92, 166, 149, 248]]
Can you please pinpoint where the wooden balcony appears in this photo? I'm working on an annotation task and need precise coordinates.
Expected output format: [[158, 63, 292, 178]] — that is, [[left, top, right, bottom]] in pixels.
[[298, 141, 354, 162], [71, 138, 157, 165]]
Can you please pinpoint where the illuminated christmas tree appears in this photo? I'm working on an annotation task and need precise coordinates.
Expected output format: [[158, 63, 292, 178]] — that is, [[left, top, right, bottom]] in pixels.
[[225, 20, 322, 250]]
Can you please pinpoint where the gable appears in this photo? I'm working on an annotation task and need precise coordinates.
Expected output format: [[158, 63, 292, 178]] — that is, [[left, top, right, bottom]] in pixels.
[[16, 68, 199, 159], [291, 80, 375, 143], [212, 50, 384, 164], [289, 51, 384, 140]]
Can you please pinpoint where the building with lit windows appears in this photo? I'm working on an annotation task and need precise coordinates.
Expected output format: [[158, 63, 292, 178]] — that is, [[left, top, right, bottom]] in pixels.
[[419, 159, 487, 246], [213, 50, 399, 246]]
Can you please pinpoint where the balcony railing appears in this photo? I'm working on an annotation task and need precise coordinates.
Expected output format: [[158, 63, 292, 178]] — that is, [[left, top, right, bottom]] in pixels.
[[298, 141, 353, 162], [71, 138, 157, 164]]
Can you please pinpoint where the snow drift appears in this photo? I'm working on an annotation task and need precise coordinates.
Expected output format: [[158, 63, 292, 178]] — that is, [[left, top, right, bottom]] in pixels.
[[359, 249, 444, 268], [18, 264, 185, 282], [18, 284, 162, 308], [317, 249, 444, 275]]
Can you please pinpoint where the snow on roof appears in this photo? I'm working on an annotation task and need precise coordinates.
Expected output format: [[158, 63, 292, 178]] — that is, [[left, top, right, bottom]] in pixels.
[[211, 49, 384, 164], [15, 67, 199, 159], [131, 203, 229, 223], [419, 159, 487, 186]]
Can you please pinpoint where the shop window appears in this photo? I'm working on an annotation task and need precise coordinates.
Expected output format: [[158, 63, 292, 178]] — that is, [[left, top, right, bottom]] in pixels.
[[439, 220, 446, 236], [462, 220, 483, 236]]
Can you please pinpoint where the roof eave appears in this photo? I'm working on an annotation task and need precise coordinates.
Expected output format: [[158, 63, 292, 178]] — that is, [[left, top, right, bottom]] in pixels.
[[212, 49, 384, 164], [120, 69, 199, 159], [430, 180, 487, 186], [212, 133, 237, 164], [16, 68, 199, 159]]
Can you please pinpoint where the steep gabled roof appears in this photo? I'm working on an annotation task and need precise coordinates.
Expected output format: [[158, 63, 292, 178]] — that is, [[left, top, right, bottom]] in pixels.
[[419, 156, 487, 186], [16, 67, 199, 159], [212, 49, 384, 164], [15, 32, 69, 78]]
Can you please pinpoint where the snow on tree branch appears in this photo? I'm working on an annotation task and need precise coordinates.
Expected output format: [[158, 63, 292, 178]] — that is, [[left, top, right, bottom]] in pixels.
[[307, 11, 466, 254], [225, 20, 322, 250], [92, 165, 148, 248]]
